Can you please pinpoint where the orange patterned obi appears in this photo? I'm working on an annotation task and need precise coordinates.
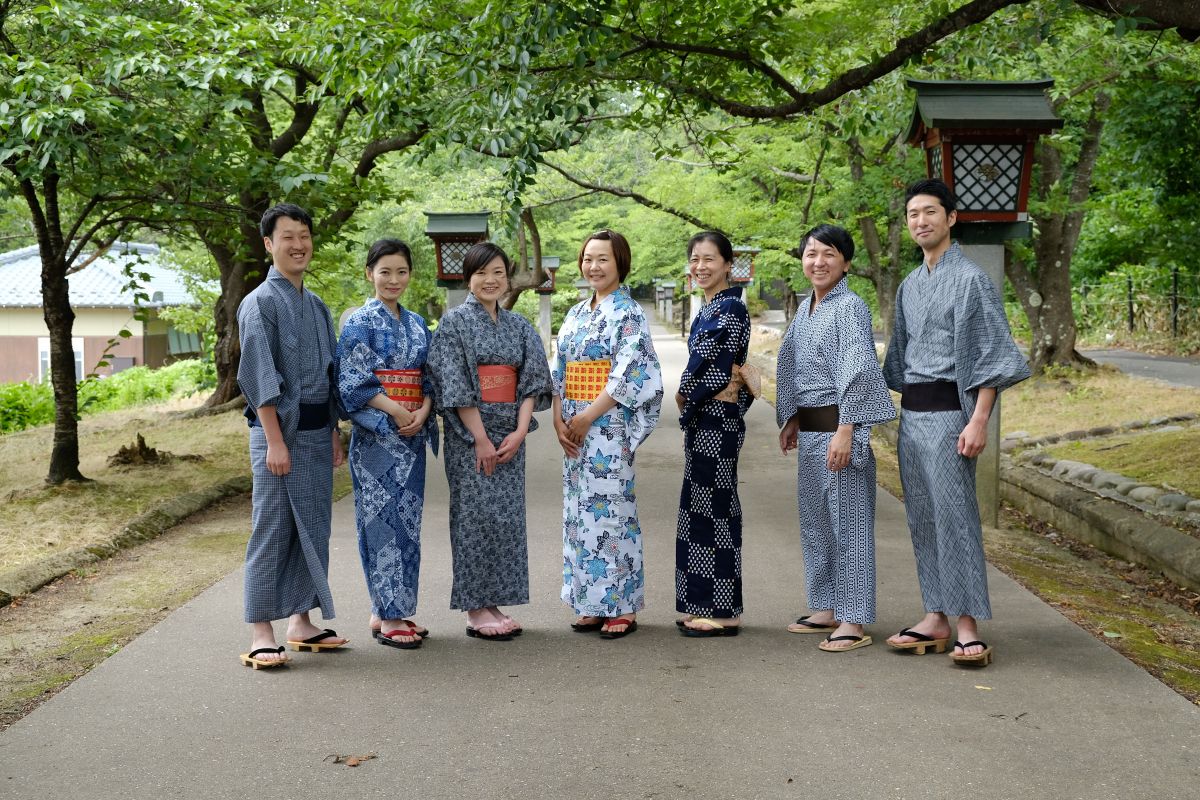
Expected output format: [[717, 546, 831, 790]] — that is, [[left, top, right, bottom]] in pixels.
[[565, 359, 611, 402], [375, 369, 425, 411], [478, 365, 518, 403]]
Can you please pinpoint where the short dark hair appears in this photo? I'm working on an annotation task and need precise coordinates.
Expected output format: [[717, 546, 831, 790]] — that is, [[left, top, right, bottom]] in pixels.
[[259, 203, 313, 239], [578, 229, 632, 280], [461, 241, 514, 282], [799, 224, 855, 263], [904, 178, 957, 215], [687, 231, 734, 263], [365, 238, 413, 271]]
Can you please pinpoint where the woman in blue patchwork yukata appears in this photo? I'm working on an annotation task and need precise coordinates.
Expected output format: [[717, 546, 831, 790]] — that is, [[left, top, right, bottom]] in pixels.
[[336, 239, 438, 651]]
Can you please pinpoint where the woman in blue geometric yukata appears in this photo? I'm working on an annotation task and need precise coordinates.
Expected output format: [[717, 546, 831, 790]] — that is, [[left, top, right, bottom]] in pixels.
[[428, 243, 554, 641], [674, 231, 755, 638], [553, 229, 663, 639], [777, 224, 896, 652], [336, 239, 438, 651]]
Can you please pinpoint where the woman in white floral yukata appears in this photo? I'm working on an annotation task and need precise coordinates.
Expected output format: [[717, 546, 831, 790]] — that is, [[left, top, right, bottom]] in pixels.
[[552, 229, 664, 639]]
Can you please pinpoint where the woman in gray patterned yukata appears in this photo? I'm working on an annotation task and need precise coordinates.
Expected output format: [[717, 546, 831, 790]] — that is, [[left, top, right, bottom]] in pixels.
[[777, 224, 895, 653], [427, 243, 553, 640]]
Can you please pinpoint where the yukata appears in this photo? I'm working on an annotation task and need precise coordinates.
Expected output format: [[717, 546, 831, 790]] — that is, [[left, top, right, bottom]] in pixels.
[[882, 242, 1030, 619], [336, 299, 438, 622], [236, 267, 341, 623], [675, 287, 753, 619], [777, 277, 895, 624], [554, 286, 663, 618], [427, 294, 553, 611]]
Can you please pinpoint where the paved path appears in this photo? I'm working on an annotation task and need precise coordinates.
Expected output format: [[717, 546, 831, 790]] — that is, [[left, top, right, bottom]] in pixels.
[[1, 319, 1197, 800]]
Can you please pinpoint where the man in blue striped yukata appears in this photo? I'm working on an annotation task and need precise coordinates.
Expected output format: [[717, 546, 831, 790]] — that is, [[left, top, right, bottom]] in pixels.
[[882, 179, 1030, 667], [236, 203, 348, 669]]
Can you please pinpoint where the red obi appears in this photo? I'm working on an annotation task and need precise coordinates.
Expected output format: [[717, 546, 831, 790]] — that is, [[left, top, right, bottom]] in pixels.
[[375, 368, 425, 411], [478, 365, 518, 403]]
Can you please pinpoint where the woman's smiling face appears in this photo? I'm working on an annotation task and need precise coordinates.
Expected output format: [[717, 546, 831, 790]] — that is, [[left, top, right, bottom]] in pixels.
[[468, 256, 509, 304]]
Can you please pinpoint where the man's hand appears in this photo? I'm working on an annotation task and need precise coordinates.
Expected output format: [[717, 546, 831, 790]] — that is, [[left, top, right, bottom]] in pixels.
[[331, 428, 345, 467], [957, 418, 988, 458], [266, 440, 291, 476]]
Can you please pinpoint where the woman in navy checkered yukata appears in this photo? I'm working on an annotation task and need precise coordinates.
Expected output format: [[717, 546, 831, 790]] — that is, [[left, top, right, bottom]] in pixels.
[[674, 231, 755, 638]]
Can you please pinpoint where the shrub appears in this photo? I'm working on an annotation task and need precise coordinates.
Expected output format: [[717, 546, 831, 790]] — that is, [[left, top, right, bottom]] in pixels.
[[1, 359, 216, 434]]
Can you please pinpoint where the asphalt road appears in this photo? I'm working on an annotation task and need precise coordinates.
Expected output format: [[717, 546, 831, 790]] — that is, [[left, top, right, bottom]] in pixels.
[[1, 316, 1197, 800]]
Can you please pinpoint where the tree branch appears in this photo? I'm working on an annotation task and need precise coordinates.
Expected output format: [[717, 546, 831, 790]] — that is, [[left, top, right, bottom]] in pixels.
[[541, 160, 726, 235], [323, 129, 428, 233], [632, 0, 1030, 119], [271, 73, 321, 159]]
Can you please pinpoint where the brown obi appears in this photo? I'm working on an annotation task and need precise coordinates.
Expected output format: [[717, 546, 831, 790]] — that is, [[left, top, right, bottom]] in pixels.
[[375, 369, 425, 411], [795, 404, 839, 432], [714, 363, 763, 403], [565, 359, 611, 402], [478, 364, 518, 403], [901, 381, 961, 412]]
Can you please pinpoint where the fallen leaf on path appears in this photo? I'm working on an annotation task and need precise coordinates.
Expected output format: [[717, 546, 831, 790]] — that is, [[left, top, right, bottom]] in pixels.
[[974, 685, 992, 691], [324, 752, 377, 767], [1102, 631, 1122, 638]]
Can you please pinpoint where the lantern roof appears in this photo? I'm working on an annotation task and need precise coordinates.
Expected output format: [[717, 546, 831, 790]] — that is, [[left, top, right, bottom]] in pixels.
[[423, 211, 490, 236], [905, 79, 1063, 145]]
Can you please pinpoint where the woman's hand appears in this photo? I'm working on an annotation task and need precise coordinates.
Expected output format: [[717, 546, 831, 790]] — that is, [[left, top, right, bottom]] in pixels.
[[396, 404, 429, 437], [779, 417, 799, 455], [389, 402, 415, 431], [473, 436, 498, 476], [675, 391, 685, 413], [826, 426, 852, 472], [566, 411, 593, 445], [554, 414, 580, 459], [496, 429, 527, 464]]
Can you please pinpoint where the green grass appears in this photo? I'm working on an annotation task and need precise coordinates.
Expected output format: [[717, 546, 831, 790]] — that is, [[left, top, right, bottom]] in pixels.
[[1041, 426, 1200, 496]]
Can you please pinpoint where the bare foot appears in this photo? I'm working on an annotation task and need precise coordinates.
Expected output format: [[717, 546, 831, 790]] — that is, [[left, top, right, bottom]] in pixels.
[[247, 621, 286, 664], [466, 608, 509, 638], [818, 622, 865, 650], [286, 612, 347, 646], [684, 616, 740, 632], [787, 610, 835, 633], [953, 616, 986, 657], [379, 619, 421, 646], [886, 612, 950, 647], [602, 614, 636, 635], [492, 607, 521, 635]]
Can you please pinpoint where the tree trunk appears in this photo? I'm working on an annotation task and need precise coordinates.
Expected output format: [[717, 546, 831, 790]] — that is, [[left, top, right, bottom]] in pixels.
[[502, 207, 547, 310], [202, 215, 268, 407], [42, 250, 88, 483], [1007, 92, 1109, 373]]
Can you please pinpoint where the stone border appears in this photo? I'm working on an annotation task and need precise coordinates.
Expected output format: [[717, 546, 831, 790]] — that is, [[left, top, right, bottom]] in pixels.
[[0, 475, 251, 608], [1009, 416, 1200, 524], [1001, 461, 1200, 594]]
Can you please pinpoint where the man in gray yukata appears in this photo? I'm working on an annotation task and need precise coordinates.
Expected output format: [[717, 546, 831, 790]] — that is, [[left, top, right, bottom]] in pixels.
[[882, 179, 1030, 666], [236, 203, 347, 668]]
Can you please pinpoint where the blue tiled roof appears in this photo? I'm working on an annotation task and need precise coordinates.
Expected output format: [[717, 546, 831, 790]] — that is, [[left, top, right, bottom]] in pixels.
[[0, 242, 195, 308]]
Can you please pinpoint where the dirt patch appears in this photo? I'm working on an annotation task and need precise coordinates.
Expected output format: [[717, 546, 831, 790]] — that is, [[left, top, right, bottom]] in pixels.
[[0, 495, 251, 730], [107, 432, 205, 468]]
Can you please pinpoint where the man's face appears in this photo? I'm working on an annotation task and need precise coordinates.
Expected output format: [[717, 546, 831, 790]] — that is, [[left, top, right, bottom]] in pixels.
[[263, 216, 313, 279], [905, 193, 956, 252]]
